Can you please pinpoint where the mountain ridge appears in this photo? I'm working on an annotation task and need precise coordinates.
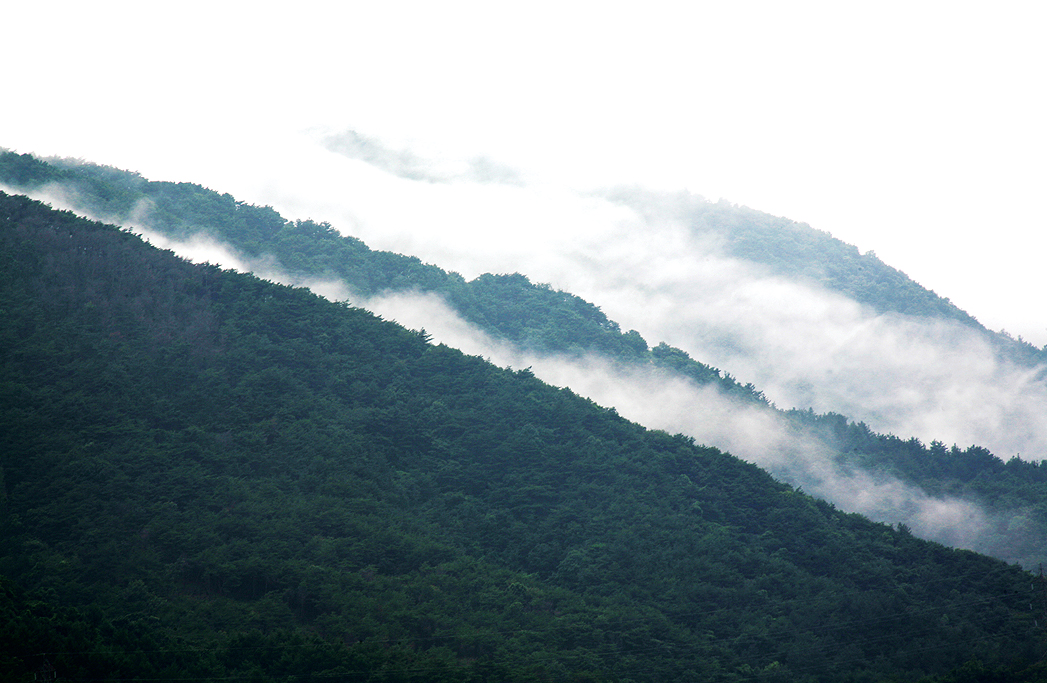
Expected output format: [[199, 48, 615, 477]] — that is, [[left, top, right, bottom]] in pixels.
[[603, 186, 987, 330]]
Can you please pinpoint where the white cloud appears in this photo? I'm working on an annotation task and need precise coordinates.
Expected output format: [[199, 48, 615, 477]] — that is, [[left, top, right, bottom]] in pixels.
[[230, 148, 1047, 460], [4, 2, 1045, 343], [15, 141, 1047, 462]]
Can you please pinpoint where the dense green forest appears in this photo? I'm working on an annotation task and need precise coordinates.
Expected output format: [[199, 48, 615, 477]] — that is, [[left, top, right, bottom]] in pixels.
[[787, 410, 1047, 567], [0, 151, 763, 400], [3, 192, 1047, 681], [3, 150, 1047, 570]]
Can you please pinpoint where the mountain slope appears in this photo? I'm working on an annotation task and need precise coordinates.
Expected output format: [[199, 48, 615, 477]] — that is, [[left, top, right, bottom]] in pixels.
[[2, 191, 1044, 682], [606, 188, 986, 329], [0, 151, 764, 399], [3, 150, 1046, 570]]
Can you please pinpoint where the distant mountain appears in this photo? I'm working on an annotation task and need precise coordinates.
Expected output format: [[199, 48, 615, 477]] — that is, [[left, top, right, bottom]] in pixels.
[[2, 190, 1044, 682], [3, 150, 1046, 570], [606, 187, 984, 327]]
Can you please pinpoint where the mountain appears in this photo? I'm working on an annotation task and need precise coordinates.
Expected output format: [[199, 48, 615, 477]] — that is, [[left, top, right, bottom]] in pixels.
[[3, 150, 1046, 570], [603, 188, 983, 327], [3, 189, 1047, 682], [0, 151, 738, 385]]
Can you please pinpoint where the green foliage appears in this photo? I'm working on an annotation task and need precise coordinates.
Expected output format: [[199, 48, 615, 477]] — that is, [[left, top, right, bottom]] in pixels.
[[7, 151, 1047, 567], [610, 187, 1047, 365], [0, 151, 762, 403], [1, 191, 1044, 682], [790, 409, 1047, 567], [609, 188, 981, 325], [7, 151, 1047, 570]]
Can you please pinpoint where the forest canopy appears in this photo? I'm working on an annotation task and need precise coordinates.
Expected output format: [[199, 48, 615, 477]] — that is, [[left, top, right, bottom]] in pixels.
[[1, 190, 1045, 682], [4, 151, 1047, 571]]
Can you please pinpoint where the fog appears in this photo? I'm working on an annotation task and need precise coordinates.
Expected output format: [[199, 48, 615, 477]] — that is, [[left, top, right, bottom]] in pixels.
[[12, 139, 1045, 462], [12, 149, 1047, 462], [579, 231, 1047, 461], [5, 2, 1046, 345], [0, 181, 354, 302], [234, 140, 1047, 462]]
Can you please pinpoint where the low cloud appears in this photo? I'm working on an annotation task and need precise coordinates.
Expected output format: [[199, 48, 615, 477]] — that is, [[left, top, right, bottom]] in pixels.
[[581, 240, 1047, 460], [322, 129, 523, 186], [133, 224, 352, 301], [243, 143, 1047, 461], [20, 148, 1047, 459], [1, 181, 353, 302]]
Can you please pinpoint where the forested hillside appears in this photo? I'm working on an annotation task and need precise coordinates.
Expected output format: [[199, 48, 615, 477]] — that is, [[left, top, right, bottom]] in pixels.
[[2, 191, 1046, 681], [607, 188, 981, 322], [3, 151, 1047, 570], [0, 151, 763, 400]]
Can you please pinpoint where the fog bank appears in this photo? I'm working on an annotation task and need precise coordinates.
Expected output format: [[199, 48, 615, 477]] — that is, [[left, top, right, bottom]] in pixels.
[[242, 144, 1047, 461], [12, 157, 1047, 463]]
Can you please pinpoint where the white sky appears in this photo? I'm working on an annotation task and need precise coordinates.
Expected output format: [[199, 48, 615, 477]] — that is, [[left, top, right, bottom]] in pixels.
[[4, 0, 1046, 344]]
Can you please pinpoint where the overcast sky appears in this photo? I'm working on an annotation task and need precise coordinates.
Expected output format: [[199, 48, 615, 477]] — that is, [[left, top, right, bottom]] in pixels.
[[4, 1, 1046, 344]]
